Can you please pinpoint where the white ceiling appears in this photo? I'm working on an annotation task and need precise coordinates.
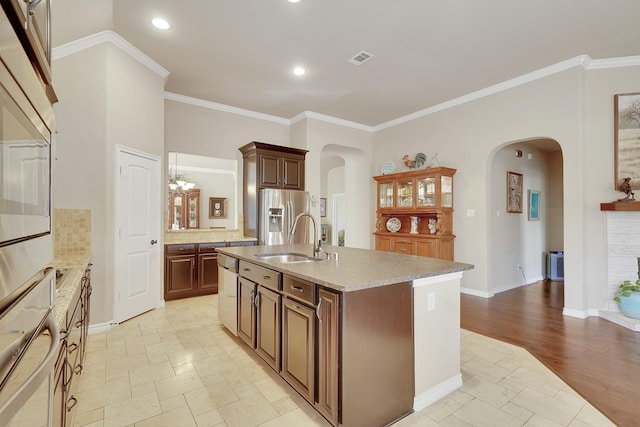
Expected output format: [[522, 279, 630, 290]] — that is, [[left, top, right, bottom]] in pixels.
[[52, 0, 640, 126]]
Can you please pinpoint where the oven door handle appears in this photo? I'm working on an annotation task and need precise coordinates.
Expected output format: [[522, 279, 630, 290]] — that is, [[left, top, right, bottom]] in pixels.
[[0, 314, 60, 421]]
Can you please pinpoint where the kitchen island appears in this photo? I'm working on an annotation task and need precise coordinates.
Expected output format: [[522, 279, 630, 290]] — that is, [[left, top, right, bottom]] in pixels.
[[217, 243, 473, 427]]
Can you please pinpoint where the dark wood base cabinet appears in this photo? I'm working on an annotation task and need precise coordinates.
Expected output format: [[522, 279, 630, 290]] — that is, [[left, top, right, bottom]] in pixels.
[[53, 265, 92, 427], [233, 257, 413, 427], [165, 241, 255, 300]]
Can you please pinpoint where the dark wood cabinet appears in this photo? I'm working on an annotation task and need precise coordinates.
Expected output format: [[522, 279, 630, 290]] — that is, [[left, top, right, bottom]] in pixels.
[[316, 288, 340, 425], [164, 244, 197, 300], [197, 242, 226, 293], [255, 286, 281, 371], [239, 141, 308, 238], [237, 277, 257, 347], [281, 276, 316, 404], [164, 241, 256, 301], [53, 264, 91, 427], [237, 260, 282, 369]]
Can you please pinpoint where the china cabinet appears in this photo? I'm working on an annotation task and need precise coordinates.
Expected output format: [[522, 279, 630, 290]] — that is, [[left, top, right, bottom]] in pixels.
[[373, 167, 456, 260], [168, 189, 200, 230]]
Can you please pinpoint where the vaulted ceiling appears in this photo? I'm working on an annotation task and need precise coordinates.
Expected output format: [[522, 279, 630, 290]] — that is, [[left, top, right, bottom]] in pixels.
[[52, 0, 640, 126]]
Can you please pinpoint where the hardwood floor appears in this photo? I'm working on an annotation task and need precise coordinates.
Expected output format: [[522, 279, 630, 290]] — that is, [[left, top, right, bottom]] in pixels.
[[461, 280, 640, 427]]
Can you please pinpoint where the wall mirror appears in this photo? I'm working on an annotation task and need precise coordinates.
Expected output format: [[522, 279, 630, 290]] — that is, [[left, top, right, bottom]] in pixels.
[[167, 152, 238, 230]]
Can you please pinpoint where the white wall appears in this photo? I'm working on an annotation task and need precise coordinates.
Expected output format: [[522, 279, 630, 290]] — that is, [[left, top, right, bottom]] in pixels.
[[373, 63, 640, 316], [53, 43, 166, 324]]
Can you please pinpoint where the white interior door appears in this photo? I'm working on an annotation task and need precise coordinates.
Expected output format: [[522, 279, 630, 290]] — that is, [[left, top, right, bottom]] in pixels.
[[115, 147, 160, 323]]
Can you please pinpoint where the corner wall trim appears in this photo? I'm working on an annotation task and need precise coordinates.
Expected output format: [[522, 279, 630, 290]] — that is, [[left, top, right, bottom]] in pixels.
[[52, 30, 170, 81]]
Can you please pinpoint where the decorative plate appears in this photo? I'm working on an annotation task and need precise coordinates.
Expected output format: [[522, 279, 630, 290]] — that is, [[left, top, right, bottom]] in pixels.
[[381, 162, 395, 175], [386, 217, 401, 233]]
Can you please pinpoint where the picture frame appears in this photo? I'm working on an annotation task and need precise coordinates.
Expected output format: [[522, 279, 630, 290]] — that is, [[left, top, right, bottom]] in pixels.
[[320, 198, 326, 217], [614, 92, 640, 190], [528, 190, 540, 221], [507, 171, 523, 213], [209, 197, 227, 218]]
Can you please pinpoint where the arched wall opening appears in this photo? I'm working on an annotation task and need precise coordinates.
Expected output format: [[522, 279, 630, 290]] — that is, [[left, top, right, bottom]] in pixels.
[[320, 144, 371, 249], [487, 137, 564, 297]]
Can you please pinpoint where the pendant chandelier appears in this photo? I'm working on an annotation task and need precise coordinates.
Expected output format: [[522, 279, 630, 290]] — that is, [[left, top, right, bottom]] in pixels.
[[168, 153, 196, 195]]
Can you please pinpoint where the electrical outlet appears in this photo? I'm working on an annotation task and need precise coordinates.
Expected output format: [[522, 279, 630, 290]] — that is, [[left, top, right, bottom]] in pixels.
[[427, 292, 436, 311]]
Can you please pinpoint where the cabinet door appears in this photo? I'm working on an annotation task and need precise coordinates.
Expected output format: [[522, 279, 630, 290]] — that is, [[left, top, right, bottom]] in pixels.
[[416, 239, 438, 258], [281, 298, 315, 403], [237, 278, 256, 348], [258, 154, 281, 187], [52, 348, 66, 427], [165, 255, 197, 300], [316, 288, 340, 425], [281, 157, 304, 190], [255, 286, 281, 371], [376, 235, 393, 252], [198, 252, 219, 293]]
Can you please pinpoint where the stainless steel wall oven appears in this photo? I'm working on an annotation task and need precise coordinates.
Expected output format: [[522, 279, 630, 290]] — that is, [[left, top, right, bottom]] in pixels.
[[0, 3, 57, 425]]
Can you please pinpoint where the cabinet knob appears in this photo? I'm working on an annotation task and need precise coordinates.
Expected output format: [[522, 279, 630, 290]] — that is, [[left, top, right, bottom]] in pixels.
[[150, 239, 158, 245]]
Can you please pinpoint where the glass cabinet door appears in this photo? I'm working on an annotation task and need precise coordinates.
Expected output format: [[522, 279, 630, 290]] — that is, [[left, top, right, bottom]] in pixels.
[[379, 182, 394, 208], [417, 177, 436, 207], [441, 176, 453, 207], [396, 179, 413, 208]]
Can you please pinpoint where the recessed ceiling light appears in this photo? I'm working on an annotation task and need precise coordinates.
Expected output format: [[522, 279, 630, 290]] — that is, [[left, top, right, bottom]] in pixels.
[[152, 18, 170, 30], [293, 67, 306, 76], [288, 0, 301, 3]]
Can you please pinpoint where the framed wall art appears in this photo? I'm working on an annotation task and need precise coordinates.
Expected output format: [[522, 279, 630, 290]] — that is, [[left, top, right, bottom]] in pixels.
[[209, 197, 227, 218], [507, 171, 523, 213], [528, 190, 540, 221], [320, 198, 327, 217], [614, 92, 640, 190]]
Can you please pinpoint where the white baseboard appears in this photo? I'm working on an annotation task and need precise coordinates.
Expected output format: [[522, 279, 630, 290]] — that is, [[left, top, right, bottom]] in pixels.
[[88, 321, 116, 334], [460, 287, 493, 298], [413, 374, 463, 411], [562, 307, 589, 319]]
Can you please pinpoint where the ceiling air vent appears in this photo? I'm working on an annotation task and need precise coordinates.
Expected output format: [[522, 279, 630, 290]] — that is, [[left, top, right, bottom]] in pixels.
[[347, 50, 373, 65]]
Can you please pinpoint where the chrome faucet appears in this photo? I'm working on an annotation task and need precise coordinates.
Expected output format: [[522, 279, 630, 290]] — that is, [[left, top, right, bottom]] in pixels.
[[288, 212, 322, 257]]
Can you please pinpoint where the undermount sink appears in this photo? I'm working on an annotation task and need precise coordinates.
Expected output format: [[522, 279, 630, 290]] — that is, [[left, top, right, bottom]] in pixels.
[[255, 252, 323, 263]]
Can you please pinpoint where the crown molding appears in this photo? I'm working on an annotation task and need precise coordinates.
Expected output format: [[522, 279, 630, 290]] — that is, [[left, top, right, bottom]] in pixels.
[[290, 111, 373, 132], [585, 55, 640, 70], [164, 92, 290, 125], [52, 31, 170, 81], [373, 55, 590, 131]]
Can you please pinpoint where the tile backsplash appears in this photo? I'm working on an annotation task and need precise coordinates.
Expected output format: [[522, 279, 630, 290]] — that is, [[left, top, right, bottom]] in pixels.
[[54, 208, 91, 256]]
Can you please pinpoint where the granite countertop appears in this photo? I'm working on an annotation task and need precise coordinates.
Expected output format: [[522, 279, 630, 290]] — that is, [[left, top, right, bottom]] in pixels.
[[49, 252, 92, 328], [164, 229, 257, 245], [217, 244, 474, 292]]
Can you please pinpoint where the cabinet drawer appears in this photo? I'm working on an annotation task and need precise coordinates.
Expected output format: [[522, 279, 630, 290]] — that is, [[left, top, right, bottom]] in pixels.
[[283, 275, 314, 305], [165, 244, 196, 255], [198, 242, 226, 253], [239, 261, 281, 291], [394, 243, 415, 255]]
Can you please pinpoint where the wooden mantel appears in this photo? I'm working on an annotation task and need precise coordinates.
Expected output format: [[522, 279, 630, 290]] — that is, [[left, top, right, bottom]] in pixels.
[[600, 201, 640, 211]]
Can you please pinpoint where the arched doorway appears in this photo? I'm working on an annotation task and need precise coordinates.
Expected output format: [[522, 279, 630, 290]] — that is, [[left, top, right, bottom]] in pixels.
[[488, 138, 564, 296]]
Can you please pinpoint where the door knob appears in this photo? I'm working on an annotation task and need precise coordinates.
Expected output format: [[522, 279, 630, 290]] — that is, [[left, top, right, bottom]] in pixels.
[[150, 239, 158, 245]]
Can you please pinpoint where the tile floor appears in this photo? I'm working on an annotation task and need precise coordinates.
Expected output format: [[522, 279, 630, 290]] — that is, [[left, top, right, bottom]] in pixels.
[[74, 295, 615, 427]]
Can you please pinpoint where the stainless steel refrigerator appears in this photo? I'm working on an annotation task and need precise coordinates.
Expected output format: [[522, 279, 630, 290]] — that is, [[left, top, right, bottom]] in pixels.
[[259, 189, 310, 245]]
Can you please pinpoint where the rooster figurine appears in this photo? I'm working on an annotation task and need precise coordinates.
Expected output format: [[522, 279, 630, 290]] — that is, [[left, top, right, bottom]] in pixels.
[[402, 153, 427, 169]]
